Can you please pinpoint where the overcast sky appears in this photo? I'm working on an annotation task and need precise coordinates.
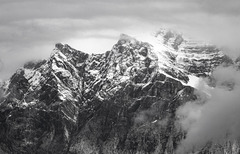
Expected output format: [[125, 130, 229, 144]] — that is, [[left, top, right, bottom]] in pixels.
[[0, 0, 240, 80]]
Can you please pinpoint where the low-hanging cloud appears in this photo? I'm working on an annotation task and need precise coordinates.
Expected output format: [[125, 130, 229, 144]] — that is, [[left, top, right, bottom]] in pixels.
[[176, 66, 240, 153]]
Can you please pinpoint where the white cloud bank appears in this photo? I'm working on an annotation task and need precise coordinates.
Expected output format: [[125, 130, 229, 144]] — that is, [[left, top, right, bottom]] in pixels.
[[177, 66, 240, 153]]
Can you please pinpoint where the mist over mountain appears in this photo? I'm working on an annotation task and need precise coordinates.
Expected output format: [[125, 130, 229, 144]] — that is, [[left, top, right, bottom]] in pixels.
[[0, 29, 239, 154], [1, 0, 240, 81]]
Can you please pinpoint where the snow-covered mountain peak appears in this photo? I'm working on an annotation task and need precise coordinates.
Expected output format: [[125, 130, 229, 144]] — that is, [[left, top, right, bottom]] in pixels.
[[0, 31, 237, 154], [11, 31, 231, 94], [118, 34, 139, 44], [112, 32, 230, 87]]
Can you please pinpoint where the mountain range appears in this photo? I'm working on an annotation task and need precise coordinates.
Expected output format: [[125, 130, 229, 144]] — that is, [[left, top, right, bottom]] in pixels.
[[0, 29, 238, 154]]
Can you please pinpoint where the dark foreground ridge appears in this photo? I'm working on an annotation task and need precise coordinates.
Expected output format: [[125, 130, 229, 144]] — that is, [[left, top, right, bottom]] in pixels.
[[0, 31, 236, 153]]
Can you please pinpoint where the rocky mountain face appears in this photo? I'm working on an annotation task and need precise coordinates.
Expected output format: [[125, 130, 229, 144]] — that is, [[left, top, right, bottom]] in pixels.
[[0, 30, 236, 154]]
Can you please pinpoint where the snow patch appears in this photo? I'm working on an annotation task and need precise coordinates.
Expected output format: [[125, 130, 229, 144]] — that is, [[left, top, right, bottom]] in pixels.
[[89, 70, 100, 76], [64, 125, 69, 140], [187, 75, 201, 88], [24, 69, 42, 87], [119, 75, 130, 82]]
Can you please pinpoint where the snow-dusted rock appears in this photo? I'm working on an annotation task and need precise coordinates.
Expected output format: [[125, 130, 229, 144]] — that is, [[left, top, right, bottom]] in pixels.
[[0, 32, 235, 154]]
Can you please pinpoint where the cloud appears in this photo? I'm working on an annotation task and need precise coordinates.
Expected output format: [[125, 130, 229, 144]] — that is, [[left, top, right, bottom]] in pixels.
[[199, 0, 240, 15], [176, 66, 240, 153], [0, 0, 240, 79]]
